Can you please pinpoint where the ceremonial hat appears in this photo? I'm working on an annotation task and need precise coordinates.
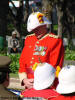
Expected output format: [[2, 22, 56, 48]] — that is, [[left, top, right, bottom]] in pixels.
[[56, 65, 75, 94], [0, 56, 11, 72], [27, 12, 52, 32], [34, 63, 56, 90]]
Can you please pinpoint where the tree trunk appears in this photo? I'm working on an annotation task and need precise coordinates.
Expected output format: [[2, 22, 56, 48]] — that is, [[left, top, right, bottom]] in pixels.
[[56, 4, 63, 38], [16, 0, 23, 34], [23, 0, 29, 23], [62, 0, 73, 41], [41, 0, 53, 32]]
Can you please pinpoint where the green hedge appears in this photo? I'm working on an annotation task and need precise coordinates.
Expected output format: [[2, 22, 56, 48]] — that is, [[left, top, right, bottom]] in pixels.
[[0, 53, 20, 73], [64, 48, 75, 60], [8, 54, 20, 73]]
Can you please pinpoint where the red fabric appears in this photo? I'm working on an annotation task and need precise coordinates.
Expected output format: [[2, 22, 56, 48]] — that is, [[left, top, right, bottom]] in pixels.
[[19, 33, 64, 87], [21, 88, 59, 99], [51, 78, 58, 89], [49, 94, 75, 100]]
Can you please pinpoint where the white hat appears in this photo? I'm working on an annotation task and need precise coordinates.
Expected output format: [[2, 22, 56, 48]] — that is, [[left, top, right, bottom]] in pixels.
[[33, 63, 56, 90], [12, 30, 17, 35], [56, 65, 75, 94], [27, 12, 52, 32]]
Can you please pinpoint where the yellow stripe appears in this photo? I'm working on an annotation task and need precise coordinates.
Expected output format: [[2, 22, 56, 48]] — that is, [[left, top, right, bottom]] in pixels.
[[25, 33, 35, 39]]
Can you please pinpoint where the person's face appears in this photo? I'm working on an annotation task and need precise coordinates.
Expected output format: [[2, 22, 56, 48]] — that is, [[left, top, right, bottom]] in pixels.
[[32, 25, 47, 39], [12, 34, 16, 38]]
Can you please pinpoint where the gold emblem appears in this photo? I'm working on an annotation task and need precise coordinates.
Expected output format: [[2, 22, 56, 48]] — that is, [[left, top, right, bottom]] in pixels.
[[37, 13, 44, 23]]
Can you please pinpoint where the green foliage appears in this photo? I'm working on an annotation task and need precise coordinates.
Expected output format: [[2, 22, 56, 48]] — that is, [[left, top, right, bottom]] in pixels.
[[0, 52, 21, 73], [7, 24, 15, 36], [8, 54, 21, 73], [21, 23, 28, 36], [0, 48, 7, 55], [53, 24, 58, 31], [65, 47, 75, 60], [7, 23, 29, 36]]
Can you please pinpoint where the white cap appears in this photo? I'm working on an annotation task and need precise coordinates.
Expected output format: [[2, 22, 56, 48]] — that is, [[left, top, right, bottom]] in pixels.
[[12, 30, 17, 35], [27, 12, 52, 32], [33, 63, 56, 90], [56, 65, 75, 94]]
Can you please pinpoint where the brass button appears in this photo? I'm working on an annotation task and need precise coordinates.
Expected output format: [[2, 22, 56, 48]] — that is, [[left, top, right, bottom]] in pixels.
[[29, 45, 32, 48], [32, 57, 34, 60], [30, 61, 33, 64]]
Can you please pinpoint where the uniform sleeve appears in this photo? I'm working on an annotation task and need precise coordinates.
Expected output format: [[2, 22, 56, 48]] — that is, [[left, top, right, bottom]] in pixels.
[[19, 38, 27, 73], [18, 38, 28, 82], [50, 38, 64, 69]]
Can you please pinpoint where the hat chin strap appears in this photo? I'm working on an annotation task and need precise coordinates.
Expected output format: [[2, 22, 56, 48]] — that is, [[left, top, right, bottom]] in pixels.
[[33, 26, 47, 39]]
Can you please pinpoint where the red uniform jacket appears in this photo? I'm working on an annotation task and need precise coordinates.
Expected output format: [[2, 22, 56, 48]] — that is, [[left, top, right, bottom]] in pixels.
[[19, 33, 64, 79], [49, 94, 75, 100]]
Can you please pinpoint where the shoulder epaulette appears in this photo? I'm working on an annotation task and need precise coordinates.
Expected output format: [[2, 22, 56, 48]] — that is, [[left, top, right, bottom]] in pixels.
[[49, 34, 59, 38], [39, 34, 49, 40], [25, 33, 35, 39]]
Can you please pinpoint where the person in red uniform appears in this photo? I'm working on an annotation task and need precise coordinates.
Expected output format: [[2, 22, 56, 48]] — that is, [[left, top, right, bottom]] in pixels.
[[48, 65, 75, 100], [18, 12, 64, 90]]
